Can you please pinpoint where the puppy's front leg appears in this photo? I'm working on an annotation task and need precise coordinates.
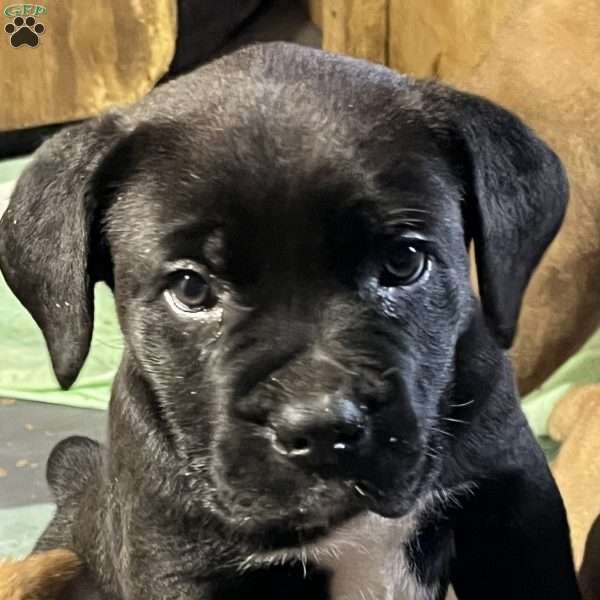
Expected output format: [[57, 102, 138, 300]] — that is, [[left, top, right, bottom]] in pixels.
[[449, 440, 580, 599]]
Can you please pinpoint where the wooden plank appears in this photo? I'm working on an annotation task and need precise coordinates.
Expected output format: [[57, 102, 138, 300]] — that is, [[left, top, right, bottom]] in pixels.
[[388, 0, 523, 77], [0, 0, 176, 130], [320, 0, 388, 64]]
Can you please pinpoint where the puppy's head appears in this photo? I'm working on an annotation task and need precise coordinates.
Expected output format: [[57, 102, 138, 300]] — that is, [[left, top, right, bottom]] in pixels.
[[0, 44, 567, 546]]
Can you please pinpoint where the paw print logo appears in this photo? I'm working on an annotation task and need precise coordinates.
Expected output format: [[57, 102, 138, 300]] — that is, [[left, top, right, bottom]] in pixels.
[[5, 16, 45, 48]]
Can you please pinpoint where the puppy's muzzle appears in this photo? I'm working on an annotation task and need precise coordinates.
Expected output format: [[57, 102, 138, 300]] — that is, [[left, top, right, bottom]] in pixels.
[[232, 362, 402, 474]]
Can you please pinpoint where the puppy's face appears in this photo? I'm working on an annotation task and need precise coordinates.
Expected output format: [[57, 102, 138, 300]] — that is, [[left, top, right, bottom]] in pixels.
[[0, 44, 567, 549], [105, 118, 470, 537]]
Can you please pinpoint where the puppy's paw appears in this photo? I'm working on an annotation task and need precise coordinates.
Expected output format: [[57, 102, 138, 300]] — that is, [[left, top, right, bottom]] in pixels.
[[46, 436, 102, 506], [0, 549, 80, 600]]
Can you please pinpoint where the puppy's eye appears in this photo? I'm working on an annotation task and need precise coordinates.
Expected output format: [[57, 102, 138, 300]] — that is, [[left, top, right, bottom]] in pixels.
[[379, 244, 428, 287], [166, 270, 215, 312]]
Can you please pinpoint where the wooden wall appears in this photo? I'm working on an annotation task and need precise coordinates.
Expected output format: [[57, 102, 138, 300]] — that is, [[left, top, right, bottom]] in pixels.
[[0, 0, 176, 130]]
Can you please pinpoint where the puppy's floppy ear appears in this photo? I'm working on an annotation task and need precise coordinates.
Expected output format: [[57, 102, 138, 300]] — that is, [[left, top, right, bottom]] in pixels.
[[428, 86, 568, 348], [0, 115, 127, 389]]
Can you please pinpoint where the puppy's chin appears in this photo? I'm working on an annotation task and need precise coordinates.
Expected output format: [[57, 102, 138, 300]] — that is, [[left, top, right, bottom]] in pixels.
[[203, 462, 430, 552], [205, 477, 363, 547]]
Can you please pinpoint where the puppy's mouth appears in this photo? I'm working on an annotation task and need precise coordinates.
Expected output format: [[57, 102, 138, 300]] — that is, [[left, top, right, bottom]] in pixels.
[[207, 475, 363, 543], [204, 458, 430, 551]]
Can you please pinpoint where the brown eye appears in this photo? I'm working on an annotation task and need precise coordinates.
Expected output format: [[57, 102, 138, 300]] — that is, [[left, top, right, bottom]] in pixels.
[[167, 270, 215, 312], [379, 245, 427, 287]]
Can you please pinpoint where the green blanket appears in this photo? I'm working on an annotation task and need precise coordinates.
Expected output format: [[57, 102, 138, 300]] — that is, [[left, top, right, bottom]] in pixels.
[[0, 273, 120, 410]]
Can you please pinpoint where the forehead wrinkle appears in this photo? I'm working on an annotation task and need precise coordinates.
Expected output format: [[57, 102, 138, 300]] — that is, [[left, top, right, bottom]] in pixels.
[[132, 222, 226, 279], [365, 156, 464, 237]]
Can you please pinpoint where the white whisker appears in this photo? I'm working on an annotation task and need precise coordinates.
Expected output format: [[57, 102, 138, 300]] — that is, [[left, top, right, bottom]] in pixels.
[[429, 426, 456, 439], [447, 398, 475, 408], [442, 416, 468, 425]]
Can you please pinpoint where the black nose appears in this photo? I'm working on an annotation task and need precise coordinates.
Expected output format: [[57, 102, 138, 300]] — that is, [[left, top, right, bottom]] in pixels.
[[271, 395, 367, 461]]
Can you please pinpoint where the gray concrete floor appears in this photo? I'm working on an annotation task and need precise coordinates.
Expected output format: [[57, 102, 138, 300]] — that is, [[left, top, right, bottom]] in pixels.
[[0, 399, 106, 508]]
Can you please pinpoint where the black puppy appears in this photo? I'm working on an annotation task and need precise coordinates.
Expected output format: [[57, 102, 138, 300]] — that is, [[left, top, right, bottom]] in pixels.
[[0, 43, 580, 600]]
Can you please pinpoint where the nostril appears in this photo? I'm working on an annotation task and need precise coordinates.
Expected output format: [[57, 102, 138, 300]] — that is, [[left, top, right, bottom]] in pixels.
[[359, 396, 379, 415], [271, 432, 312, 456], [334, 424, 365, 449], [289, 436, 311, 454]]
